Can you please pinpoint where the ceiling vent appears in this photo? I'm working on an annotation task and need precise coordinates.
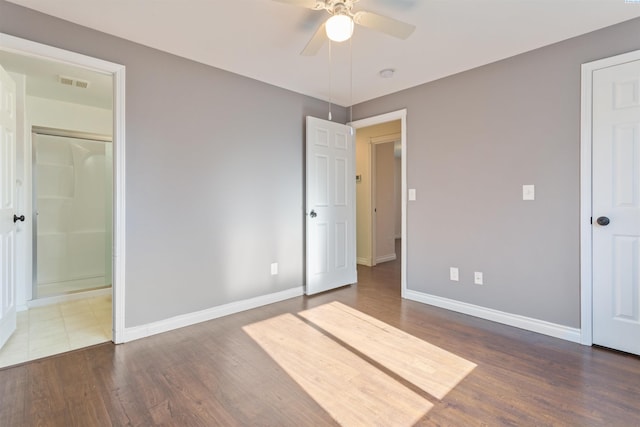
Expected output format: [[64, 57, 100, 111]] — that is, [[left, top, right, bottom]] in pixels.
[[58, 75, 90, 89], [58, 75, 74, 86]]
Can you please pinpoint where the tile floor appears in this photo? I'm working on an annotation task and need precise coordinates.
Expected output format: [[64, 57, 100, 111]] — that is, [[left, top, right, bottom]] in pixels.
[[0, 295, 112, 369]]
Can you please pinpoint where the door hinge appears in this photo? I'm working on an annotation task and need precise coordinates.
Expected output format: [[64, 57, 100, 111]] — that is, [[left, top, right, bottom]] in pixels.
[[590, 216, 593, 224]]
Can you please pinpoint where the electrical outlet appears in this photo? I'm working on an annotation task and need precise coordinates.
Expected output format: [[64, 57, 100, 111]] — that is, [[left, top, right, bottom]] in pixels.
[[474, 271, 483, 285], [270, 263, 278, 275], [450, 267, 459, 282]]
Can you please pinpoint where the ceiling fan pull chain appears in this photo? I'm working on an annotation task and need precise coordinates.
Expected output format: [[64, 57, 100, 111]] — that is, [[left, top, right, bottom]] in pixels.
[[328, 40, 333, 121]]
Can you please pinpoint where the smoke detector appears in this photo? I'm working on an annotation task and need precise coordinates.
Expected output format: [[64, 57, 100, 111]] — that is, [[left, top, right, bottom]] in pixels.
[[58, 75, 90, 89]]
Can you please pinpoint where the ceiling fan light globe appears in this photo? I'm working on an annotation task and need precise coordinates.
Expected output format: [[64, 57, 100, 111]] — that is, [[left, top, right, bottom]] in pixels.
[[326, 14, 354, 42]]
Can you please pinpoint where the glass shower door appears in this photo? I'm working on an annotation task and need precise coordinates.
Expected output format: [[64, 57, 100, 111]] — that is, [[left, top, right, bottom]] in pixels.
[[32, 128, 112, 298]]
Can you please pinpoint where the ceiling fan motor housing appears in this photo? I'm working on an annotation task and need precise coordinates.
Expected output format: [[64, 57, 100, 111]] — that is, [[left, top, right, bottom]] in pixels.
[[323, 0, 356, 16]]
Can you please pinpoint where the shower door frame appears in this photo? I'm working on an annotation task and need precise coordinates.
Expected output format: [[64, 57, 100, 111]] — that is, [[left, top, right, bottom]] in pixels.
[[32, 127, 113, 300], [0, 33, 127, 344]]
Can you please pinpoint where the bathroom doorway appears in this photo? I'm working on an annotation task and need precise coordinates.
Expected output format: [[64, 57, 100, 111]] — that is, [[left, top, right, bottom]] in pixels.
[[0, 35, 125, 367]]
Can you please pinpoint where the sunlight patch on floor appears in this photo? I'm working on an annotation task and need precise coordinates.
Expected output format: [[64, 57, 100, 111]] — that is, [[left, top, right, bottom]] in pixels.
[[244, 313, 432, 426], [244, 303, 477, 426], [299, 301, 477, 399]]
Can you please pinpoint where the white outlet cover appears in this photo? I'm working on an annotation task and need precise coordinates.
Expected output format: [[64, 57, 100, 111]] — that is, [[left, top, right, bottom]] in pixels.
[[270, 263, 278, 275], [522, 184, 535, 201], [474, 271, 483, 285], [408, 188, 416, 201]]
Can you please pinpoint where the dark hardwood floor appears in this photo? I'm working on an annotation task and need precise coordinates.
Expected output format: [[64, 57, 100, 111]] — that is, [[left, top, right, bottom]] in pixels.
[[1, 242, 639, 426]]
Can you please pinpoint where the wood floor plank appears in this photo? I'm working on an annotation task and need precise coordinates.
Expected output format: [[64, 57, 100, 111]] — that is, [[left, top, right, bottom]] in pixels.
[[243, 313, 432, 426], [0, 366, 26, 426]]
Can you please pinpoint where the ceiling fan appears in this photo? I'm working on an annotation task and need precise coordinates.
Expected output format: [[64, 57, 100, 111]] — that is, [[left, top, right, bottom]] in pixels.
[[273, 0, 416, 56]]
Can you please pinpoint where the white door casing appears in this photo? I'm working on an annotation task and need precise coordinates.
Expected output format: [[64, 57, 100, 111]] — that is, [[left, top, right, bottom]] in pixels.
[[305, 116, 357, 295], [0, 64, 17, 350], [590, 58, 640, 355]]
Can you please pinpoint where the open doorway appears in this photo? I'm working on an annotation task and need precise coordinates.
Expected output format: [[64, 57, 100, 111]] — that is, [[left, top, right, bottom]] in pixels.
[[0, 34, 125, 368], [351, 110, 407, 295]]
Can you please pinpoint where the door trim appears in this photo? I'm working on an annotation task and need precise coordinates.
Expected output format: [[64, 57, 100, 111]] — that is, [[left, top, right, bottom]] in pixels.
[[0, 33, 127, 344], [350, 110, 407, 297], [580, 49, 640, 346]]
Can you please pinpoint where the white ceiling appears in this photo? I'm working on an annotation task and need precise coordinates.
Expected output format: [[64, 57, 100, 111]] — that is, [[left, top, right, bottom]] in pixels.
[[5, 0, 640, 106]]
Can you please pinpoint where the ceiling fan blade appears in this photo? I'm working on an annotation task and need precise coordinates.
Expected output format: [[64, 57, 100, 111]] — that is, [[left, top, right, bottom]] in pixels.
[[272, 0, 325, 10], [301, 22, 327, 56], [353, 10, 415, 39]]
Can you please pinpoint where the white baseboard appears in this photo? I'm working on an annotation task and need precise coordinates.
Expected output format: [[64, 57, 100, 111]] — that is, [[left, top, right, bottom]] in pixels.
[[38, 276, 105, 295], [376, 253, 397, 264], [122, 286, 304, 343], [404, 289, 581, 344], [357, 257, 373, 266], [27, 287, 112, 308]]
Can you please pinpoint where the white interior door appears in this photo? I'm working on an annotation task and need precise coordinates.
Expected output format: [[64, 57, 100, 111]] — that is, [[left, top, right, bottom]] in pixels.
[[592, 59, 640, 355], [305, 116, 356, 295], [0, 64, 17, 350]]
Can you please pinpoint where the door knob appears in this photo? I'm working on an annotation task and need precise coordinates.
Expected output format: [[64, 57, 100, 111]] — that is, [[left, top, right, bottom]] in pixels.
[[13, 214, 25, 223], [596, 216, 610, 226], [309, 210, 317, 218]]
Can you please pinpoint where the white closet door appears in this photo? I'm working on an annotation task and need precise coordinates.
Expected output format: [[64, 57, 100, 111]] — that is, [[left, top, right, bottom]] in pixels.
[[592, 59, 640, 355]]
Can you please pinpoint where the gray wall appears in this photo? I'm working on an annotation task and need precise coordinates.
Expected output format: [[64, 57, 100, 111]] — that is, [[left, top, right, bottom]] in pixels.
[[0, 1, 346, 327], [354, 17, 640, 328]]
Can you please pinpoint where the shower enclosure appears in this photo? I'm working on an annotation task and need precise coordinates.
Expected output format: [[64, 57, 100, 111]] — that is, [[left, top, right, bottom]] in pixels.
[[32, 127, 112, 298]]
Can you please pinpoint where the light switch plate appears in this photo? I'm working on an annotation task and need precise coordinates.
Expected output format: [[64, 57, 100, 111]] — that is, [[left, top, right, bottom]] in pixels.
[[450, 267, 459, 281], [522, 184, 535, 201], [408, 189, 416, 201]]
